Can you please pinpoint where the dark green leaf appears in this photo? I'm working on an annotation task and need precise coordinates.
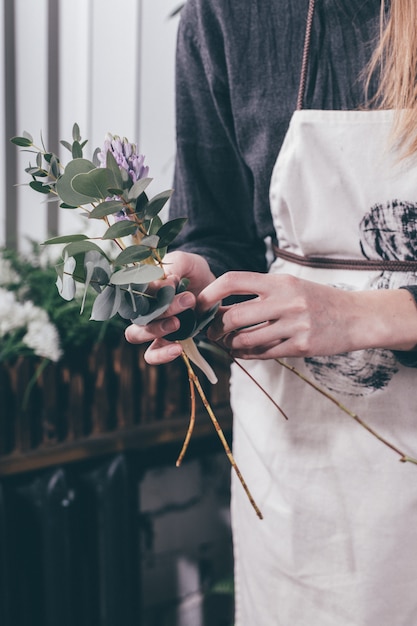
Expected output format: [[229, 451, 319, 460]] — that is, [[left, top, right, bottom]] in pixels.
[[50, 155, 60, 178], [72, 140, 83, 159], [44, 234, 88, 245], [165, 308, 196, 341], [177, 277, 190, 293], [60, 140, 72, 152], [89, 200, 125, 219], [113, 245, 153, 265], [149, 215, 162, 235], [25, 167, 46, 176], [106, 151, 124, 190], [155, 246, 168, 260], [134, 191, 149, 216], [144, 189, 173, 219], [72, 123, 81, 142], [29, 180, 51, 194], [44, 153, 56, 163], [11, 135, 33, 147], [92, 146, 101, 167], [156, 217, 187, 248], [193, 304, 219, 335], [60, 203, 78, 209], [127, 177, 153, 200], [102, 220, 138, 240]]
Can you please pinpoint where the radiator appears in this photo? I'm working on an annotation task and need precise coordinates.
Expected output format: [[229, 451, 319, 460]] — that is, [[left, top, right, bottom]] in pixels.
[[0, 454, 140, 626]]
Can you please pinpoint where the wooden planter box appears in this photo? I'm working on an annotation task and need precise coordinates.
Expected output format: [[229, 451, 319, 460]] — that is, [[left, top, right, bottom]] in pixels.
[[0, 340, 232, 475]]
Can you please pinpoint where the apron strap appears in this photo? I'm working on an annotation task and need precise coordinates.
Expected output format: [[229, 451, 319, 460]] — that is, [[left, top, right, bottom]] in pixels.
[[272, 243, 417, 272], [296, 0, 316, 111]]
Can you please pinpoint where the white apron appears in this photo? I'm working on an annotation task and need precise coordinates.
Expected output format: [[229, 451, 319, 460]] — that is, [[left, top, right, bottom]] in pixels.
[[230, 109, 417, 625]]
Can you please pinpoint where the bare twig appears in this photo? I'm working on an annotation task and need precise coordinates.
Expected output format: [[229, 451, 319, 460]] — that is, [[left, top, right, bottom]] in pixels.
[[180, 349, 263, 519], [276, 358, 417, 465], [176, 359, 197, 467]]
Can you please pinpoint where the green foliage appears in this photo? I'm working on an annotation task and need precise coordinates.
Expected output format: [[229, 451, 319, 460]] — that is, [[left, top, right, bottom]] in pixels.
[[12, 124, 190, 330], [1, 244, 126, 357]]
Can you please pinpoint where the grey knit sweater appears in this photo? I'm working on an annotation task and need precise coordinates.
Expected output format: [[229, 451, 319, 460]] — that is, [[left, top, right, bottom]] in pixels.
[[168, 0, 382, 276]]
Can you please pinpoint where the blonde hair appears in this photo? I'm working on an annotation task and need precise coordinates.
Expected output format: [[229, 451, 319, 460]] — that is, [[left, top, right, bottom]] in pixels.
[[367, 0, 417, 157]]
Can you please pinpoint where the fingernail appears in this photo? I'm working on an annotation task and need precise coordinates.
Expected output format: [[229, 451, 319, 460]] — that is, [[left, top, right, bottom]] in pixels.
[[168, 344, 182, 357], [179, 293, 194, 308], [161, 318, 178, 333]]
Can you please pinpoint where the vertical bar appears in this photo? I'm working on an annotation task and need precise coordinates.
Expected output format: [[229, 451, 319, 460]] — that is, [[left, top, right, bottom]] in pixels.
[[47, 0, 59, 237], [86, 0, 94, 141], [0, 484, 11, 626], [41, 468, 73, 626], [85, 454, 141, 626], [134, 0, 142, 144], [3, 0, 17, 249]]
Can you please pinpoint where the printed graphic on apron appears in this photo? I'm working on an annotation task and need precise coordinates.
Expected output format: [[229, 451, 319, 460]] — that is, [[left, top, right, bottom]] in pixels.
[[304, 199, 417, 396]]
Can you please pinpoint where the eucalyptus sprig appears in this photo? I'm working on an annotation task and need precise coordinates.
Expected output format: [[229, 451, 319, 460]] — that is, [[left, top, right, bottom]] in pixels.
[[12, 124, 188, 326], [13, 124, 263, 519]]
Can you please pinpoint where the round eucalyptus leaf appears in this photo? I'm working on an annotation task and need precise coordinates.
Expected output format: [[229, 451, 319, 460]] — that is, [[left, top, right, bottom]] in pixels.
[[90, 285, 121, 321], [63, 240, 105, 258], [56, 158, 96, 206], [110, 263, 164, 285], [130, 285, 175, 325], [118, 290, 150, 319], [71, 168, 111, 200]]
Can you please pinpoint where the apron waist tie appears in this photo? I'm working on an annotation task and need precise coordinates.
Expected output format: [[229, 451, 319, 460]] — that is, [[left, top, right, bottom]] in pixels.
[[272, 243, 417, 272]]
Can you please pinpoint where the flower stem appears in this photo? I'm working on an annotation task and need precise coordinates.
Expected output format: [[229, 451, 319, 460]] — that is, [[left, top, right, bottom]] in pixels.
[[180, 350, 263, 520], [176, 363, 196, 467]]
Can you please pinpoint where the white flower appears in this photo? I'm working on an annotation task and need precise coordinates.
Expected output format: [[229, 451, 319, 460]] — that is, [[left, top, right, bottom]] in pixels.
[[0, 287, 62, 362], [0, 288, 26, 336], [22, 312, 63, 362], [0, 256, 20, 286]]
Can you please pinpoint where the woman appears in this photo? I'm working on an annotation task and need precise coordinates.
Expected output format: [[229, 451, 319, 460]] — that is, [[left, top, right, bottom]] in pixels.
[[126, 1, 417, 623]]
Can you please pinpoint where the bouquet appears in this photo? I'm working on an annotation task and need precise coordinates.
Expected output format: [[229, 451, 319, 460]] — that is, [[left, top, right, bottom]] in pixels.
[[12, 124, 263, 518]]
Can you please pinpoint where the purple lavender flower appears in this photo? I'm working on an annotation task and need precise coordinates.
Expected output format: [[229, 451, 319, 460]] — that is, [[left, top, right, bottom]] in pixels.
[[97, 133, 149, 183]]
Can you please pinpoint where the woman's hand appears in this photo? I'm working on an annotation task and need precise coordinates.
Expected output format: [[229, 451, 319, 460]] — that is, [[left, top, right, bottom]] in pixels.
[[197, 271, 417, 359], [124, 251, 215, 363]]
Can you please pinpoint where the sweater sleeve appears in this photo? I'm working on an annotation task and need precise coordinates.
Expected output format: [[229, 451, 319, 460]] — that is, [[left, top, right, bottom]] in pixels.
[[167, 0, 267, 277]]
